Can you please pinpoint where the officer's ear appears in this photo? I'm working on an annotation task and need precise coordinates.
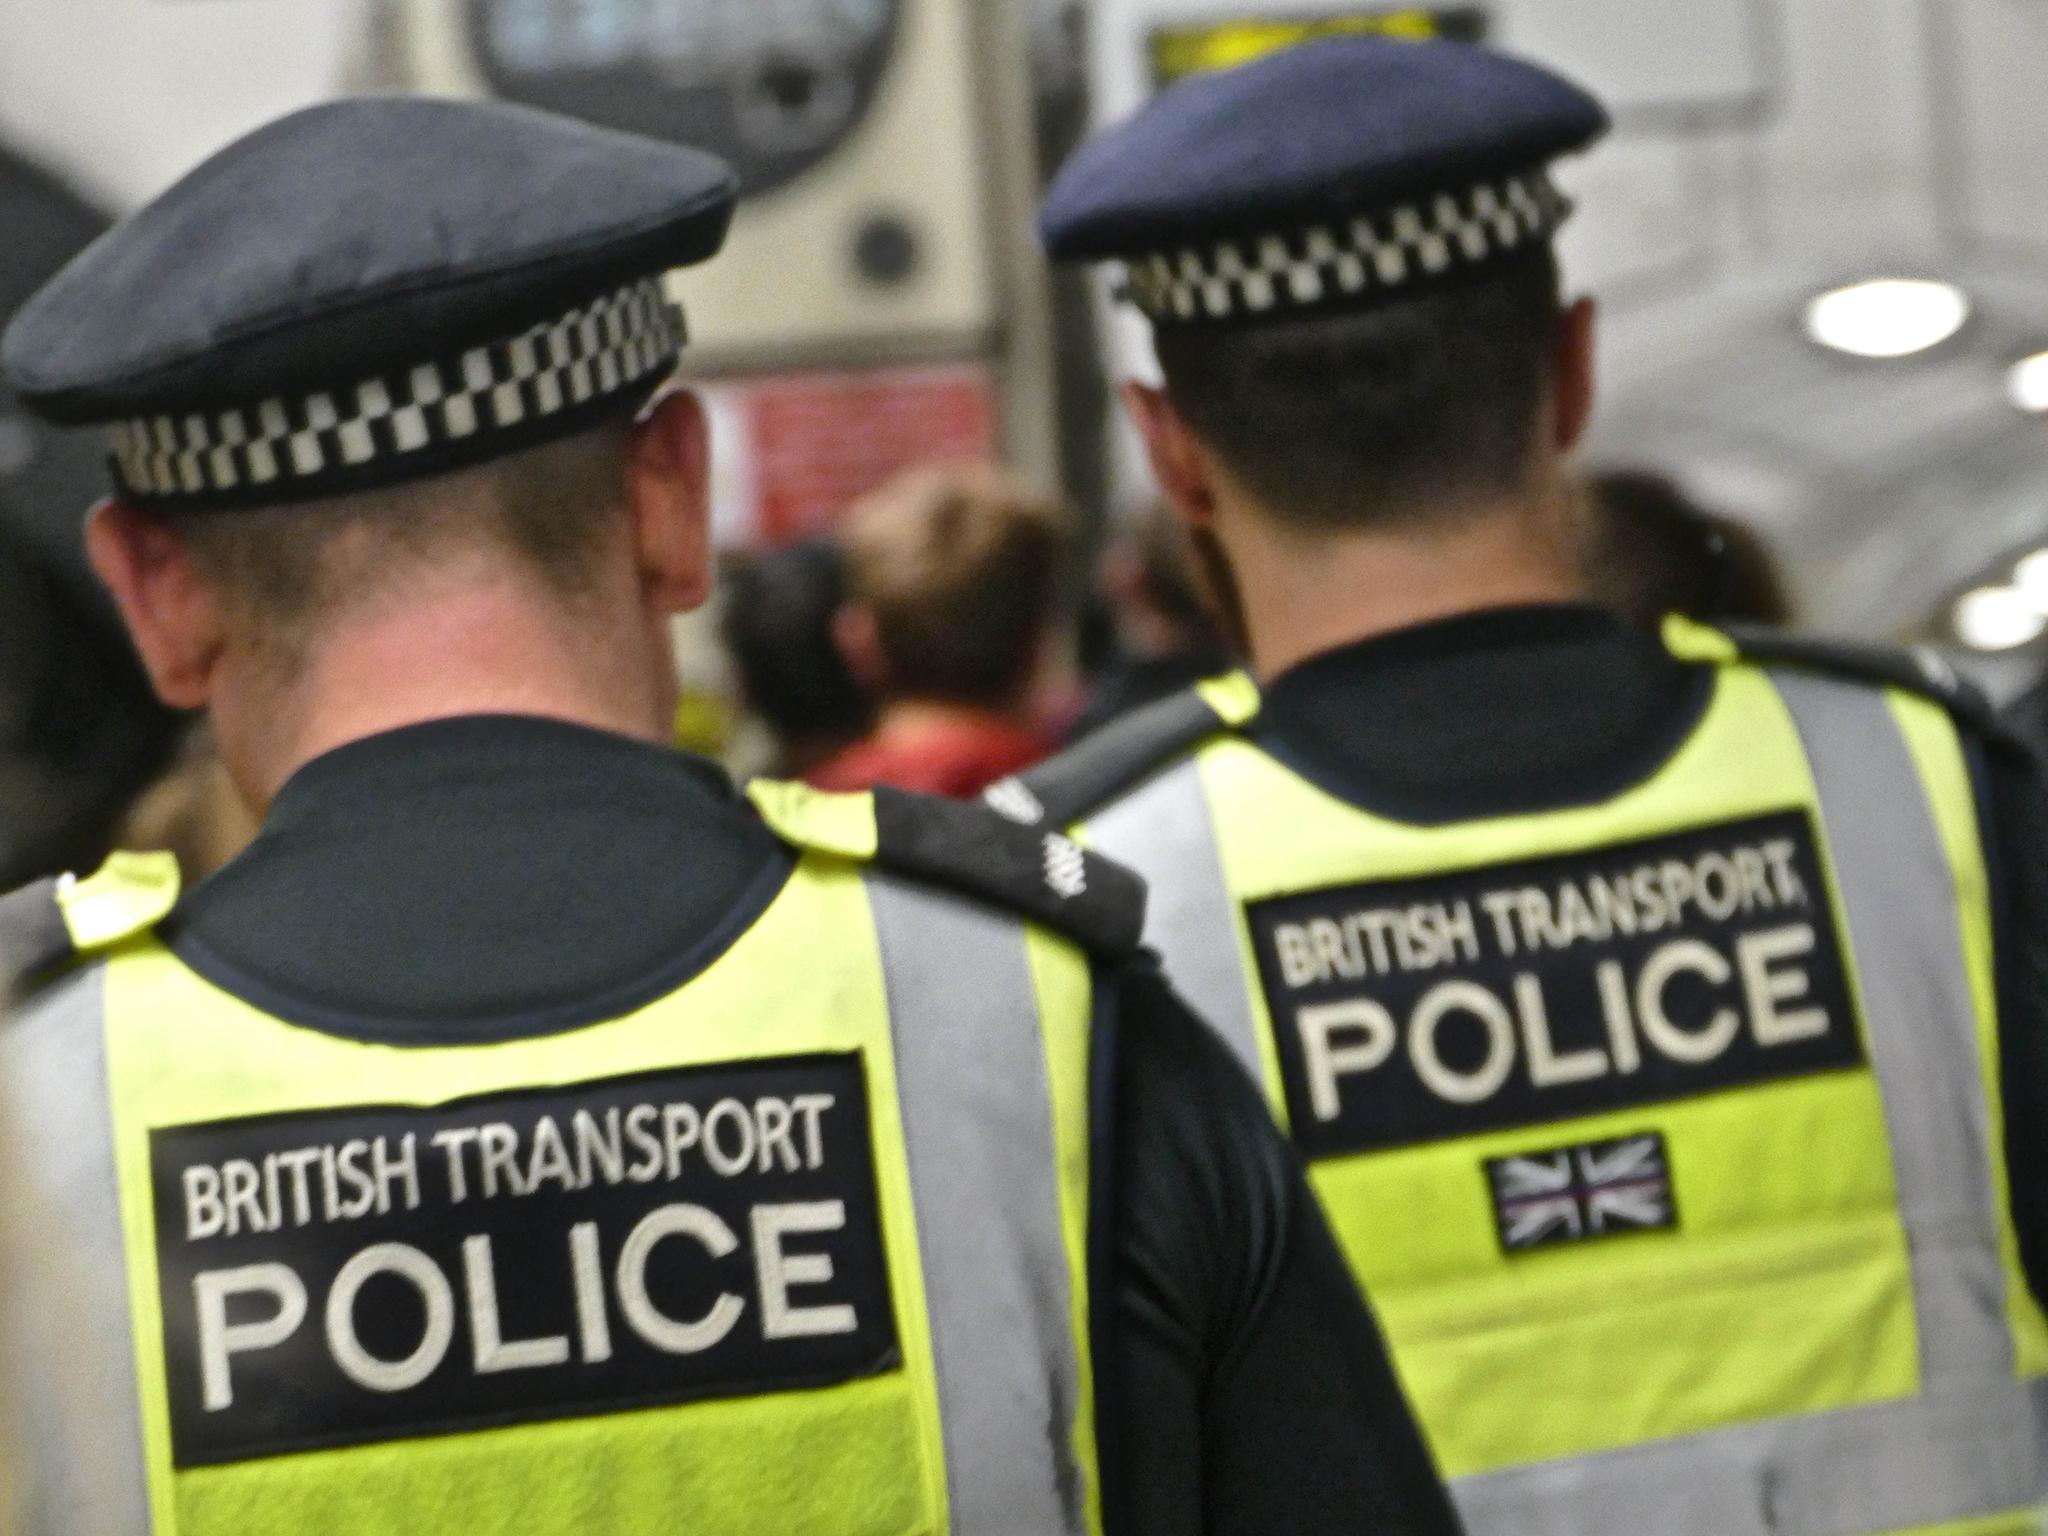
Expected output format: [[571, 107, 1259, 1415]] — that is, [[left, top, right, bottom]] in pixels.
[[1552, 296, 1598, 454], [1121, 381, 1221, 532], [626, 386, 714, 616], [84, 498, 226, 711]]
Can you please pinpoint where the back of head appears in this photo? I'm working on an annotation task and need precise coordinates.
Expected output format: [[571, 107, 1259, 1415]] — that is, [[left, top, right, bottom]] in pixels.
[[841, 463, 1073, 708], [1154, 249, 1564, 530], [1042, 36, 1608, 538], [1, 98, 742, 792], [719, 540, 874, 758], [171, 422, 636, 667]]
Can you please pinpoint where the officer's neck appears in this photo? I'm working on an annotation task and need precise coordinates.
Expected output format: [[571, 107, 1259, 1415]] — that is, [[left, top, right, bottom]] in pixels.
[[213, 579, 680, 816], [1220, 489, 1587, 682]]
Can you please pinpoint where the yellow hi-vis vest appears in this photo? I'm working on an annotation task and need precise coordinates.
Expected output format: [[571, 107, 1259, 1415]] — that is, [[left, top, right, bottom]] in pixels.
[[1019, 619, 2048, 1536], [0, 787, 1117, 1536]]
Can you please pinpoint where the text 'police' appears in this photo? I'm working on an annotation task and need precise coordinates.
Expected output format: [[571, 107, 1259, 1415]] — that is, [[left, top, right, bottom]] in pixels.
[[1246, 811, 1864, 1154], [147, 1053, 901, 1466]]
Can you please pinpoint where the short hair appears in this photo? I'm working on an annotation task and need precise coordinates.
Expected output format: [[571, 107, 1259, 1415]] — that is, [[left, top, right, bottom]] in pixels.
[[1584, 469, 1795, 628], [719, 541, 874, 749], [839, 463, 1072, 707], [171, 421, 634, 647], [1152, 247, 1564, 529]]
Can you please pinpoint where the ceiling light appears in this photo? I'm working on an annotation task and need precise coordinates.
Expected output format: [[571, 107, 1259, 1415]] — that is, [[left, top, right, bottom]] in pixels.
[[2011, 353, 2048, 413], [2016, 550, 2048, 611], [1954, 585, 2045, 650], [1805, 279, 1970, 359]]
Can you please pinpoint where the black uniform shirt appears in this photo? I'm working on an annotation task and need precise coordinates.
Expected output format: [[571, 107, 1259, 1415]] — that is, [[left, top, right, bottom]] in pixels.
[[1247, 603, 2048, 1312], [157, 714, 1458, 1536]]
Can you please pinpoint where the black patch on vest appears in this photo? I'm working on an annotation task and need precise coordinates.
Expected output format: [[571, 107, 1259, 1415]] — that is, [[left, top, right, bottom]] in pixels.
[[150, 1053, 899, 1467], [1485, 1132, 1677, 1254], [1246, 810, 1863, 1157]]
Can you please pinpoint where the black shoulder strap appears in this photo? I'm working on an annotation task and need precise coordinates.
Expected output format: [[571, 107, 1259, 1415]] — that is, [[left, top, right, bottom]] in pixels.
[[1724, 626, 2010, 744], [0, 877, 77, 995], [2006, 675, 2048, 763], [870, 787, 1147, 958], [747, 779, 1149, 959], [988, 688, 1233, 831]]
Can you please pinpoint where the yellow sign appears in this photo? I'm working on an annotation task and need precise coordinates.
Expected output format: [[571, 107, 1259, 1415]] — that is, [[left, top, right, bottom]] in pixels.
[[1150, 9, 1487, 85]]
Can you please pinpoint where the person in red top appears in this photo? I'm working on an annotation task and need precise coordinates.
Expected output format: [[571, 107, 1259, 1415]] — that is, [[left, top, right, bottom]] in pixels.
[[810, 462, 1072, 798]]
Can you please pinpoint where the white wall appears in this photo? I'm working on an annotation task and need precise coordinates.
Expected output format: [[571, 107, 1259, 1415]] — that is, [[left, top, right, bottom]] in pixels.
[[0, 0, 372, 209], [1572, 0, 2048, 640]]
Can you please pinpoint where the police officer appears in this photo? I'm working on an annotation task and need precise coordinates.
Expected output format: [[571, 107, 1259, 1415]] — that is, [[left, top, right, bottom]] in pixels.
[[0, 99, 1460, 1536], [992, 35, 2048, 1533]]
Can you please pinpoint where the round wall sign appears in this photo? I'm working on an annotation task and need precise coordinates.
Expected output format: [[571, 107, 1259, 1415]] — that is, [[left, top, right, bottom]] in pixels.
[[463, 0, 906, 196]]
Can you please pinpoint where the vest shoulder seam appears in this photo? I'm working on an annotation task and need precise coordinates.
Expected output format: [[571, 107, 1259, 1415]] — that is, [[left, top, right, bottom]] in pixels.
[[991, 688, 1232, 832], [156, 851, 798, 1047], [1725, 627, 2007, 745]]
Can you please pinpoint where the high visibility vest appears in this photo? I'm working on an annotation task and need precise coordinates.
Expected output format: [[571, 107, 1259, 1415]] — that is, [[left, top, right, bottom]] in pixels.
[[996, 618, 2048, 1536], [0, 784, 1133, 1536]]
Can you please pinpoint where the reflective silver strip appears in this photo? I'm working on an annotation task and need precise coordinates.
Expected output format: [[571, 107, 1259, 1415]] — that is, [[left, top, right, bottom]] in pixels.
[[1083, 756, 1265, 1080], [1456, 674, 2042, 1534], [1454, 1376, 2048, 1536], [0, 876, 71, 990], [867, 876, 1085, 1536], [1771, 668, 2015, 1386], [0, 966, 151, 1536]]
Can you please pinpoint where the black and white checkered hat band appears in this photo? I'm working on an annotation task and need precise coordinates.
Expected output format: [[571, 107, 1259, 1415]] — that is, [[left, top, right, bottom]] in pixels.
[[108, 277, 684, 503], [1123, 170, 1572, 325]]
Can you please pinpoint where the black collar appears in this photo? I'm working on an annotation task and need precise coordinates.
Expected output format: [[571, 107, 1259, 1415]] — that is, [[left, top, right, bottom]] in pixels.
[[260, 714, 744, 830], [168, 715, 791, 1042], [1251, 604, 1714, 824]]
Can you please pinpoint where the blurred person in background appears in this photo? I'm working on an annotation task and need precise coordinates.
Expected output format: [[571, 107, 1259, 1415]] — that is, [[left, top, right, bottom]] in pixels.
[[0, 521, 179, 887], [0, 96, 1459, 1536], [113, 724, 258, 882], [1067, 499, 1234, 742], [1583, 468, 1795, 631], [0, 146, 180, 890], [1001, 35, 2048, 1533], [717, 539, 874, 779], [811, 462, 1074, 797]]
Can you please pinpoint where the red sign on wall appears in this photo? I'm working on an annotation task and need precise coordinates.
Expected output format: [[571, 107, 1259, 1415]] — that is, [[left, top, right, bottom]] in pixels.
[[737, 363, 997, 547]]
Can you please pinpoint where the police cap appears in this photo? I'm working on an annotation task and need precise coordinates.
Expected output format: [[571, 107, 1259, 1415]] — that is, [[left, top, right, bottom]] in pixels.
[[1040, 36, 1608, 327], [1, 98, 739, 511]]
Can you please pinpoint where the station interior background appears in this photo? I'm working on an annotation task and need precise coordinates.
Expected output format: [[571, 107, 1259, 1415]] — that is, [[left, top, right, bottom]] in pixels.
[[6, 0, 2048, 878]]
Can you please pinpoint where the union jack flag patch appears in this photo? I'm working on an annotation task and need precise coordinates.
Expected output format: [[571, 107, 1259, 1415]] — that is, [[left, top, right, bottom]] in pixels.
[[1485, 1133, 1676, 1254]]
